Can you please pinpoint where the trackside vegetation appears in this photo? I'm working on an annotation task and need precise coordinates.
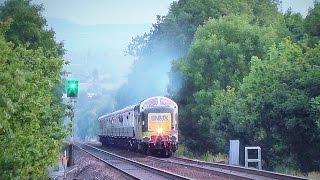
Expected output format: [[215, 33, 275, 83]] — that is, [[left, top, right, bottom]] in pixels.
[[0, 0, 67, 179], [126, 0, 320, 174]]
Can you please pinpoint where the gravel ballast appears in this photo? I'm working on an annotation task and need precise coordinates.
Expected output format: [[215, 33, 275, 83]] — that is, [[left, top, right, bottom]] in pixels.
[[58, 147, 128, 180]]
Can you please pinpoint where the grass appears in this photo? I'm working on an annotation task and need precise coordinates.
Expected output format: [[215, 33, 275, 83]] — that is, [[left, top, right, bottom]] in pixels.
[[307, 172, 320, 179], [175, 144, 320, 179], [175, 144, 228, 163], [274, 166, 320, 179]]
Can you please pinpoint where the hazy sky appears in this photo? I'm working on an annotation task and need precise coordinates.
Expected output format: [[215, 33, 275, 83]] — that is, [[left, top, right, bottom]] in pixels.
[[28, 0, 315, 26], [281, 0, 315, 16], [32, 0, 175, 25]]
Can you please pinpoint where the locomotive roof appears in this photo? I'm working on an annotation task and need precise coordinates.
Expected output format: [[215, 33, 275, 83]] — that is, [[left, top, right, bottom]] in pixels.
[[140, 96, 177, 109], [98, 96, 177, 120]]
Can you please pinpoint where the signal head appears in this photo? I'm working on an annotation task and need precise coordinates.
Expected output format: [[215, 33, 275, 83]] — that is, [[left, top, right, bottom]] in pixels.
[[67, 80, 79, 97]]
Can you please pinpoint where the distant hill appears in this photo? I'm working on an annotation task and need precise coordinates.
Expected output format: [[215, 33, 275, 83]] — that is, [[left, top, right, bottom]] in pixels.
[[47, 18, 152, 51], [46, 18, 152, 90]]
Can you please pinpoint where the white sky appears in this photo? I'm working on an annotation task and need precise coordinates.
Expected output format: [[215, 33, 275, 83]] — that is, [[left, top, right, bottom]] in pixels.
[[31, 0, 175, 25], [0, 0, 314, 25], [281, 0, 315, 16], [28, 0, 314, 26]]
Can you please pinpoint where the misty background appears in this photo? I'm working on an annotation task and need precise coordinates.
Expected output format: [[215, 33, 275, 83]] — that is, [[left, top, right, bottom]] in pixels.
[[48, 18, 164, 139], [29, 0, 314, 139]]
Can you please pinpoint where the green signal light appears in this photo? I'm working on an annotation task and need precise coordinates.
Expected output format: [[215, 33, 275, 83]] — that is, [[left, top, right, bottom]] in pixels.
[[70, 83, 76, 89], [67, 80, 78, 97]]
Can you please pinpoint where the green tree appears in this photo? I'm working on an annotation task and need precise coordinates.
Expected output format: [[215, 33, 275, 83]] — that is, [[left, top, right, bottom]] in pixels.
[[0, 0, 66, 110], [284, 8, 305, 41], [0, 0, 67, 178], [231, 39, 320, 171], [76, 111, 97, 140], [0, 34, 66, 179], [127, 0, 285, 58], [74, 88, 115, 140], [175, 15, 280, 152], [119, 0, 289, 153], [0, 0, 64, 57], [118, 0, 287, 109], [304, 1, 320, 46]]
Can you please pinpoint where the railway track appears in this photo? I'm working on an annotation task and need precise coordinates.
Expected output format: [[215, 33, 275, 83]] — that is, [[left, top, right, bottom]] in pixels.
[[149, 156, 309, 180], [86, 142, 309, 180], [75, 143, 191, 180]]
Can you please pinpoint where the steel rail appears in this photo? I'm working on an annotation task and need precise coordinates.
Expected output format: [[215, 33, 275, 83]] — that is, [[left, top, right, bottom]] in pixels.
[[166, 156, 309, 180], [89, 144, 269, 179], [73, 144, 138, 180], [75, 143, 191, 180]]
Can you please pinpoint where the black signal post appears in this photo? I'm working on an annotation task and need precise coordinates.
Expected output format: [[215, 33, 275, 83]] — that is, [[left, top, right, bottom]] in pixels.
[[66, 80, 78, 166]]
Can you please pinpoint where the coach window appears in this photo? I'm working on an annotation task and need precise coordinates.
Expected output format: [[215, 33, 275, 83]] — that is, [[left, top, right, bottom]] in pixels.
[[119, 115, 123, 123]]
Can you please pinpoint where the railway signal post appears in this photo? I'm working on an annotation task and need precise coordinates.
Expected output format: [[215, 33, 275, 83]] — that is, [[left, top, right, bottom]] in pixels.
[[66, 80, 78, 166]]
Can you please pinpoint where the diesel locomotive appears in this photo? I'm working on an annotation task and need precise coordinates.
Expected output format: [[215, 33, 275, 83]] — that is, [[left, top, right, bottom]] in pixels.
[[98, 96, 178, 156]]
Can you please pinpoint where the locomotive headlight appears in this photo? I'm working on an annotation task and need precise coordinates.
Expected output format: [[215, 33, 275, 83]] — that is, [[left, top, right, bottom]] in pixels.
[[157, 128, 163, 134]]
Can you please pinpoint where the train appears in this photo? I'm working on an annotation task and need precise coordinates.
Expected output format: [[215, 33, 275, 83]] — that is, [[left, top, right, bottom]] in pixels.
[[98, 96, 178, 156]]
